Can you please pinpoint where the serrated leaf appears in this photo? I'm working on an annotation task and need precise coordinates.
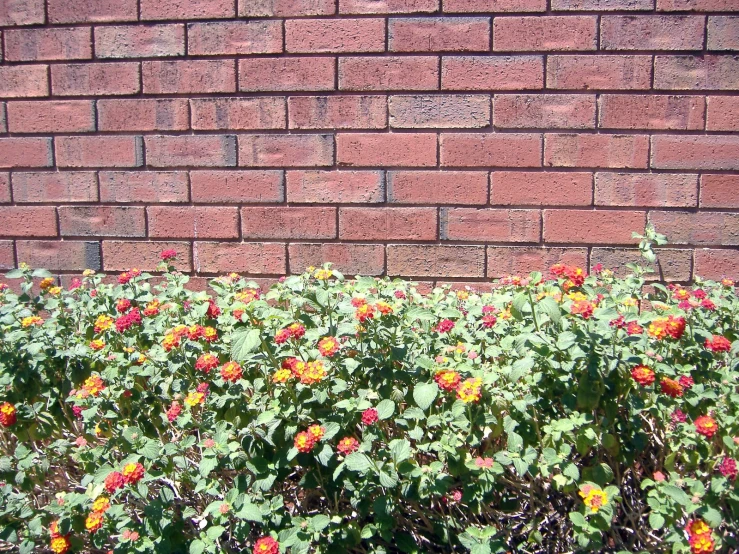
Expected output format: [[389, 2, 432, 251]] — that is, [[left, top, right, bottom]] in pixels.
[[649, 513, 665, 530], [538, 296, 561, 325], [345, 452, 373, 473], [390, 439, 412, 464], [199, 457, 218, 477], [231, 328, 261, 362], [569, 512, 587, 528], [140, 441, 160, 460], [663, 484, 690, 506], [236, 502, 263, 523], [207, 525, 226, 541], [376, 399, 395, 420], [413, 382, 438, 411], [378, 470, 398, 488], [311, 515, 331, 532], [563, 463, 580, 481], [256, 410, 275, 425]]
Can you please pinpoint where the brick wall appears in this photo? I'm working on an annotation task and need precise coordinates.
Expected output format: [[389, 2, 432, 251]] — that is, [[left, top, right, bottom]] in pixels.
[[0, 0, 738, 285]]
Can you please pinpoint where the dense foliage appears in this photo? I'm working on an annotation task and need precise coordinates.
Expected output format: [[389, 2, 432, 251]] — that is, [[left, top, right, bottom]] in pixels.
[[0, 249, 737, 554]]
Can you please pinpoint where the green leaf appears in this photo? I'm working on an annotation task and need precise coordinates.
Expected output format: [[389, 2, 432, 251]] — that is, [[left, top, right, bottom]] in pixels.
[[569, 512, 587, 528], [256, 410, 275, 425], [556, 332, 577, 351], [507, 432, 523, 452], [663, 484, 690, 506], [199, 457, 218, 477], [413, 383, 438, 411], [563, 463, 580, 481], [236, 502, 263, 523], [140, 441, 160, 460], [231, 328, 261, 362], [697, 506, 722, 528], [345, 453, 373, 473], [649, 513, 665, 530], [311, 515, 331, 532], [207, 525, 226, 541], [378, 470, 398, 488], [538, 296, 561, 325], [390, 439, 412, 464], [376, 399, 395, 420], [190, 540, 205, 554]]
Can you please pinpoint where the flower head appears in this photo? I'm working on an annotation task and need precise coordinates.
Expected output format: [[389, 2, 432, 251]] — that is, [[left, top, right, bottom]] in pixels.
[[272, 368, 293, 384], [185, 391, 205, 407], [253, 536, 279, 554], [160, 249, 177, 260], [92, 496, 111, 513], [456, 377, 482, 403], [307, 424, 325, 442], [631, 365, 655, 387], [689, 533, 715, 554], [122, 462, 145, 485], [318, 337, 340, 357], [104, 471, 125, 493], [21, 316, 43, 328], [195, 353, 219, 373], [579, 485, 608, 513], [220, 361, 243, 383], [50, 536, 71, 554], [0, 403, 17, 427], [361, 408, 379, 426], [718, 457, 737, 480], [294, 431, 316, 453], [355, 303, 375, 323], [299, 360, 327, 385], [435, 319, 455, 333], [570, 300, 595, 319], [660, 378, 684, 398], [337, 437, 359, 455], [695, 415, 718, 438], [166, 401, 182, 422], [475, 457, 494, 469], [434, 370, 461, 392], [85, 511, 104, 533], [705, 335, 732, 353]]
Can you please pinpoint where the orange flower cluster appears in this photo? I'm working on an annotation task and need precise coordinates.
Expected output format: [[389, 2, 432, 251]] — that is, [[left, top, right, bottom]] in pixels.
[[456, 377, 483, 403], [49, 521, 71, 554], [660, 378, 684, 398], [570, 300, 595, 319], [0, 402, 16, 427], [579, 484, 608, 513], [376, 301, 393, 315], [104, 462, 145, 494], [195, 353, 219, 373], [76, 375, 106, 398], [686, 519, 715, 554], [143, 299, 161, 317], [337, 436, 360, 455], [631, 365, 655, 387], [551, 264, 587, 289], [94, 314, 114, 333], [294, 424, 325, 453], [85, 496, 111, 534], [355, 302, 375, 323], [317, 336, 340, 357], [694, 415, 718, 438], [253, 536, 280, 554], [434, 369, 461, 392], [275, 358, 328, 385], [21, 315, 44, 328], [648, 316, 686, 340], [184, 391, 206, 407], [220, 361, 243, 383]]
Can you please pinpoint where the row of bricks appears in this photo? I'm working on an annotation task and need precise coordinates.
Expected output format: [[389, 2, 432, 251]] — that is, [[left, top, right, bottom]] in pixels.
[[2, 0, 737, 26], [0, 170, 737, 209], [0, 239, 735, 283], [0, 95, 736, 133], [1, 133, 738, 170], [0, 206, 738, 247]]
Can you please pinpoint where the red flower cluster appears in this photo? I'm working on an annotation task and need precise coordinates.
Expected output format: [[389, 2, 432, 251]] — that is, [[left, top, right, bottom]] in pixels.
[[631, 365, 655, 387], [355, 303, 375, 323], [166, 401, 181, 422], [704, 335, 731, 352], [718, 457, 738, 480], [685, 519, 715, 554], [317, 336, 340, 357], [275, 322, 306, 344], [435, 319, 455, 333], [160, 249, 177, 260], [0, 402, 17, 427], [570, 300, 595, 319], [337, 436, 360, 455], [115, 308, 141, 333], [253, 536, 279, 554], [116, 298, 131, 313], [195, 353, 219, 373], [694, 415, 718, 438], [294, 424, 325, 453], [551, 264, 587, 288], [648, 316, 686, 340], [206, 299, 221, 319], [220, 362, 243, 383], [435, 369, 462, 392], [361, 408, 379, 426], [660, 378, 684, 398]]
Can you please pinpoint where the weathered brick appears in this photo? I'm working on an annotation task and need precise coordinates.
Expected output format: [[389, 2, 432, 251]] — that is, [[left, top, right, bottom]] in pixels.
[[0, 174, 9, 203], [387, 171, 488, 204], [598, 95, 705, 130], [339, 57, 439, 91], [98, 99, 190, 132], [5, 28, 91, 61], [337, 133, 437, 167], [444, 0, 545, 12], [145, 136, 237, 168], [239, 58, 335, 92], [651, 135, 739, 170], [487, 246, 588, 278], [12, 172, 98, 203], [0, 138, 53, 169], [15, 240, 101, 271], [0, 0, 45, 25], [389, 17, 490, 52], [551, 0, 652, 9], [601, 16, 705, 51], [595, 173, 698, 207], [287, 170, 384, 203], [591, 248, 692, 281], [239, 135, 334, 167], [387, 244, 485, 278], [654, 56, 739, 90], [0, 105, 5, 134], [708, 16, 739, 50], [99, 171, 189, 203], [191, 170, 284, 203], [649, 211, 739, 245], [287, 19, 385, 53], [191, 98, 286, 131], [442, 56, 544, 90], [657, 0, 737, 11], [102, 241, 192, 272], [494, 94, 596, 129], [441, 208, 540, 241], [288, 96, 387, 129], [240, 0, 335, 16], [51, 63, 140, 96], [95, 25, 185, 58], [7, 101, 94, 133], [56, 137, 143, 168], [148, 207, 239, 239], [0, 207, 57, 237], [440, 133, 542, 167], [340, 0, 439, 13], [543, 209, 645, 243], [545, 134, 649, 168], [491, 171, 592, 205], [389, 95, 491, 128], [188, 21, 283, 56], [143, 60, 236, 94], [0, 241, 13, 269], [0, 66, 49, 98], [193, 242, 286, 274], [59, 206, 145, 237], [141, 0, 235, 20], [694, 249, 739, 280], [49, 0, 137, 23], [289, 243, 385, 275], [494, 16, 597, 52], [546, 55, 652, 90], [340, 207, 437, 240], [706, 96, 739, 131], [700, 175, 739, 208], [241, 207, 337, 239]]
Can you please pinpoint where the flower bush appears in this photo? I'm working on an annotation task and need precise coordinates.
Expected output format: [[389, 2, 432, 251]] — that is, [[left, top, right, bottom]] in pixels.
[[0, 249, 737, 554]]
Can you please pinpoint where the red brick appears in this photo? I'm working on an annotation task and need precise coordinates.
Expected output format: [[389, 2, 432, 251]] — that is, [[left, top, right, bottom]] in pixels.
[[649, 211, 739, 246], [494, 16, 597, 52], [487, 246, 588, 278], [102, 241, 192, 272], [706, 96, 739, 131], [287, 170, 384, 203], [141, 0, 235, 20], [598, 95, 705, 130], [651, 135, 739, 170], [7, 101, 94, 133], [389, 94, 490, 128], [143, 60, 236, 94], [59, 206, 145, 237], [601, 16, 705, 51], [700, 175, 739, 208], [546, 55, 652, 90], [148, 207, 239, 239], [444, 0, 545, 12], [340, 207, 437, 240], [595, 173, 698, 207], [657, 0, 737, 11], [491, 171, 592, 205], [49, 0, 136, 23], [51, 63, 140, 96], [98, 99, 190, 132], [239, 58, 335, 92], [389, 17, 490, 52], [193, 242, 286, 274], [145, 136, 237, 168], [240, 0, 335, 16], [188, 21, 283, 56], [239, 135, 334, 167], [288, 96, 387, 129], [191, 98, 286, 131], [551, 0, 652, 8], [494, 94, 596, 129], [440, 133, 542, 167], [591, 248, 692, 281], [0, 66, 49, 98], [337, 133, 437, 167], [241, 207, 336, 239], [544, 209, 645, 244], [0, 174, 9, 203], [0, 138, 53, 169], [0, 241, 14, 269], [286, 19, 385, 53], [56, 137, 143, 169], [387, 244, 485, 277], [387, 171, 488, 204], [694, 249, 739, 281], [340, 0, 439, 13], [441, 56, 544, 90], [95, 25, 185, 58], [191, 170, 284, 203], [5, 28, 91, 61], [708, 17, 739, 50], [654, 56, 739, 91], [0, 207, 57, 237], [289, 243, 385, 275], [100, 171, 189, 203], [0, 0, 44, 25], [544, 134, 649, 168], [0, 106, 5, 134], [12, 172, 97, 203], [441, 208, 540, 241], [339, 57, 439, 91], [16, 240, 101, 271]]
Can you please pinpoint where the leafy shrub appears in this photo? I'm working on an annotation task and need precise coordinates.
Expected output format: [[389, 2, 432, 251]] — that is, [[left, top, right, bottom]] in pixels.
[[0, 251, 737, 554]]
